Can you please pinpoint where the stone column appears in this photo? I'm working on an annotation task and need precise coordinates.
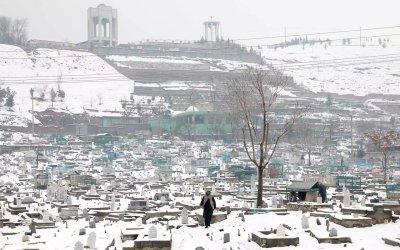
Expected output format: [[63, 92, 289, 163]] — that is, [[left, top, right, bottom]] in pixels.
[[215, 23, 220, 41], [109, 19, 113, 46], [204, 24, 208, 41], [97, 17, 102, 42], [210, 24, 214, 42], [114, 18, 118, 45]]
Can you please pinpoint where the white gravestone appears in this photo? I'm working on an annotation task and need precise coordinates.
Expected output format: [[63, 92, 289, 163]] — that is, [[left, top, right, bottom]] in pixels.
[[276, 225, 285, 237], [148, 225, 157, 239], [360, 197, 366, 207], [181, 208, 188, 224], [16, 199, 22, 207], [87, 232, 96, 249], [301, 215, 309, 229], [90, 185, 96, 195], [43, 210, 50, 223], [343, 190, 351, 207], [74, 241, 84, 250], [271, 196, 277, 208]]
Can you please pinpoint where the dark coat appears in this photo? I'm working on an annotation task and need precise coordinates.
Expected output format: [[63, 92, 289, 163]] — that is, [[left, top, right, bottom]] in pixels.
[[200, 195, 216, 211]]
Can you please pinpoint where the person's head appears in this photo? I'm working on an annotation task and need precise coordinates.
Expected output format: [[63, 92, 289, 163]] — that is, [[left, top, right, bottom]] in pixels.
[[205, 190, 211, 196]]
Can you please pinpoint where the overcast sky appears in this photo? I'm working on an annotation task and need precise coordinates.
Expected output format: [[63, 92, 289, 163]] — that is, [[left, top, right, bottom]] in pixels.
[[1, 0, 400, 44]]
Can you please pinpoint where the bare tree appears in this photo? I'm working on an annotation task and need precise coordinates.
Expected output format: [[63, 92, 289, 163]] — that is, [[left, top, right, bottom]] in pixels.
[[365, 129, 400, 184], [224, 68, 306, 207], [0, 16, 27, 45], [295, 118, 329, 166]]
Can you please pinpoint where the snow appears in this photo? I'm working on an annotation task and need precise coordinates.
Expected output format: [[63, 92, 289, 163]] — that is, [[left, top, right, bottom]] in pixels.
[[0, 44, 135, 125], [260, 42, 400, 96], [107, 55, 202, 65]]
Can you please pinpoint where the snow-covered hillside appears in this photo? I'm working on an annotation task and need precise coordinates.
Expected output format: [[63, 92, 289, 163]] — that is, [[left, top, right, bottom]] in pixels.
[[0, 44, 135, 125], [260, 42, 400, 96]]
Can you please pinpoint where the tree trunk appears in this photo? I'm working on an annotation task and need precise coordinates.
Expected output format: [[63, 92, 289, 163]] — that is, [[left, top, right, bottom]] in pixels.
[[257, 167, 264, 207], [308, 150, 311, 166], [383, 157, 387, 184]]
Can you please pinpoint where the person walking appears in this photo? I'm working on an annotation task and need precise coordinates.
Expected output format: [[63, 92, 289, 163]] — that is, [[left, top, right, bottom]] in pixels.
[[200, 190, 216, 228]]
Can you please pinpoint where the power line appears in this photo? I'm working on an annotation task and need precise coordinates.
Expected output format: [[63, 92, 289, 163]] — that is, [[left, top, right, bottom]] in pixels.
[[232, 25, 400, 41]]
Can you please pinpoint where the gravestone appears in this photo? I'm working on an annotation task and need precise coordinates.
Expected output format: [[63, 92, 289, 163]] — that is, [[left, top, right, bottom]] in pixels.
[[278, 196, 284, 207], [343, 190, 351, 207], [276, 224, 285, 237], [226, 206, 231, 215], [118, 213, 125, 221], [239, 213, 245, 222], [160, 196, 166, 202], [195, 189, 200, 196], [148, 225, 157, 239], [329, 227, 338, 237], [223, 233, 230, 243], [326, 219, 330, 231], [74, 241, 84, 250], [271, 196, 277, 208], [79, 228, 86, 235], [43, 211, 50, 223], [16, 199, 22, 207], [89, 220, 96, 228], [30, 222, 36, 234], [229, 197, 234, 203], [353, 213, 359, 218], [316, 218, 321, 225], [317, 196, 322, 204], [94, 216, 100, 223], [110, 202, 115, 211], [82, 209, 88, 220], [361, 197, 366, 207], [22, 235, 29, 242], [181, 208, 188, 224], [67, 196, 72, 206], [301, 214, 309, 229], [87, 232, 96, 249], [89, 185, 97, 195], [242, 201, 249, 209]]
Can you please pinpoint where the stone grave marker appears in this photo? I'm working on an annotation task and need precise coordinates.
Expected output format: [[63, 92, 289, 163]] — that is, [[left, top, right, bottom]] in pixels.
[[89, 220, 96, 228], [301, 214, 309, 229], [343, 190, 351, 207], [361, 197, 366, 207], [276, 224, 285, 237], [329, 227, 338, 237], [317, 196, 322, 204], [271, 196, 277, 208], [67, 196, 72, 205], [79, 228, 86, 235], [181, 208, 188, 224], [326, 219, 330, 231], [87, 232, 96, 249], [43, 210, 50, 223], [16, 199, 22, 207], [30, 222, 36, 234], [148, 225, 157, 239], [74, 241, 84, 250], [223, 233, 230, 243]]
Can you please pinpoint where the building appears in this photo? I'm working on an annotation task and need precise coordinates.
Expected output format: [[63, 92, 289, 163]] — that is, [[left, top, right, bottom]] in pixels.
[[88, 4, 118, 47]]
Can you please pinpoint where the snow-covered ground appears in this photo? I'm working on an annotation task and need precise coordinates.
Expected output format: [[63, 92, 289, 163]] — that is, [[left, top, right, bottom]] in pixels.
[[260, 41, 400, 96], [0, 44, 135, 125]]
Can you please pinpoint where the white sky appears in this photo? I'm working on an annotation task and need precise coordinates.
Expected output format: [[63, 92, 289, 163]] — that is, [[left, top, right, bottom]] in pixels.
[[1, 0, 400, 44]]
